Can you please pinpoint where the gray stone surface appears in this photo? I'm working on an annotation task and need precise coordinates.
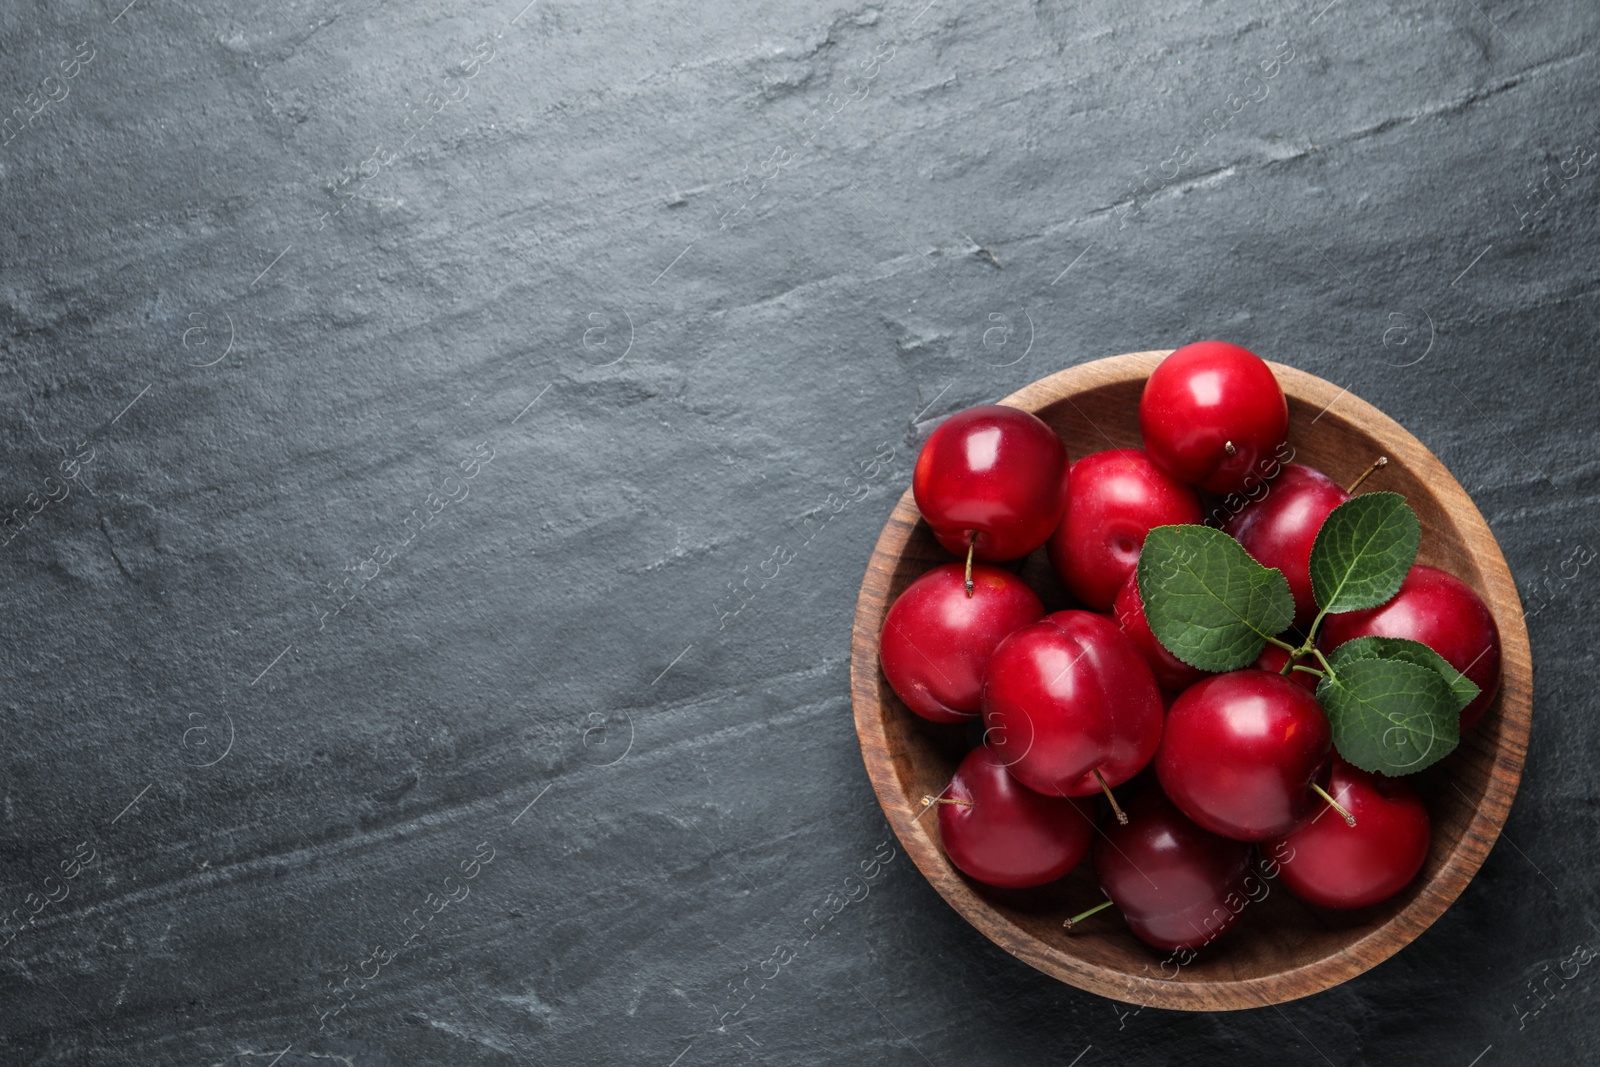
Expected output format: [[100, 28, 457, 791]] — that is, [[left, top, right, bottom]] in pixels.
[[0, 0, 1595, 1062]]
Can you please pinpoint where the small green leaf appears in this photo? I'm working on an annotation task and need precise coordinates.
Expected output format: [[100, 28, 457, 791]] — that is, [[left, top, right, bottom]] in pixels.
[[1326, 635, 1480, 713], [1309, 492, 1420, 613], [1137, 525, 1295, 673], [1316, 657, 1459, 775]]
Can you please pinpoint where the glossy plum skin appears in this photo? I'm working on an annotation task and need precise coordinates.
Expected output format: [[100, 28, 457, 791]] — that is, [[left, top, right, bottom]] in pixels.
[[1093, 789, 1254, 952], [1224, 464, 1350, 629], [1253, 644, 1320, 693], [1048, 448, 1204, 611], [1270, 757, 1431, 909], [982, 611, 1163, 797], [1155, 671, 1332, 841], [938, 746, 1097, 888], [1139, 341, 1289, 496], [1113, 571, 1210, 691], [880, 563, 1044, 724], [1320, 564, 1502, 731], [913, 405, 1070, 562]]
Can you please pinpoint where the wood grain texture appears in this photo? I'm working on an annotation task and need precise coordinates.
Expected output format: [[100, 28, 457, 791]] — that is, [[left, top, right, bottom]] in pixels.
[[849, 351, 1533, 1011]]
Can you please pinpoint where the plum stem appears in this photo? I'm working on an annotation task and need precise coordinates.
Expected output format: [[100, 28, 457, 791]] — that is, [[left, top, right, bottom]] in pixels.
[[964, 535, 976, 598], [1063, 898, 1114, 929], [920, 795, 972, 809], [1093, 769, 1129, 825], [1312, 782, 1357, 827], [1223, 440, 1237, 457], [1345, 455, 1389, 495]]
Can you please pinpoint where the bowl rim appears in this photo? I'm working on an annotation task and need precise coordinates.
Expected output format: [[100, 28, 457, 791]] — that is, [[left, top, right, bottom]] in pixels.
[[849, 350, 1533, 1010]]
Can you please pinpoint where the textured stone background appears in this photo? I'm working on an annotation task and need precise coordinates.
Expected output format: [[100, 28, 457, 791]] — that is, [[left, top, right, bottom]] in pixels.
[[0, 0, 1595, 1063]]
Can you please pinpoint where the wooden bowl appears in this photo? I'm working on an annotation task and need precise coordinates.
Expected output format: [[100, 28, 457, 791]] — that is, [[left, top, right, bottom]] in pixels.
[[850, 351, 1533, 1010]]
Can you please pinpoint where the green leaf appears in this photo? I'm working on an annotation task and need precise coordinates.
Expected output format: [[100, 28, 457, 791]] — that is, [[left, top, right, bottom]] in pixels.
[[1137, 525, 1295, 673], [1309, 492, 1420, 613], [1326, 635, 1480, 713], [1316, 657, 1459, 775]]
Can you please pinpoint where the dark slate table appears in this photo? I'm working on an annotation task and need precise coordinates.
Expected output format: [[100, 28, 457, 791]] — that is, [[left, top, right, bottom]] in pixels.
[[1, 0, 1595, 1063]]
